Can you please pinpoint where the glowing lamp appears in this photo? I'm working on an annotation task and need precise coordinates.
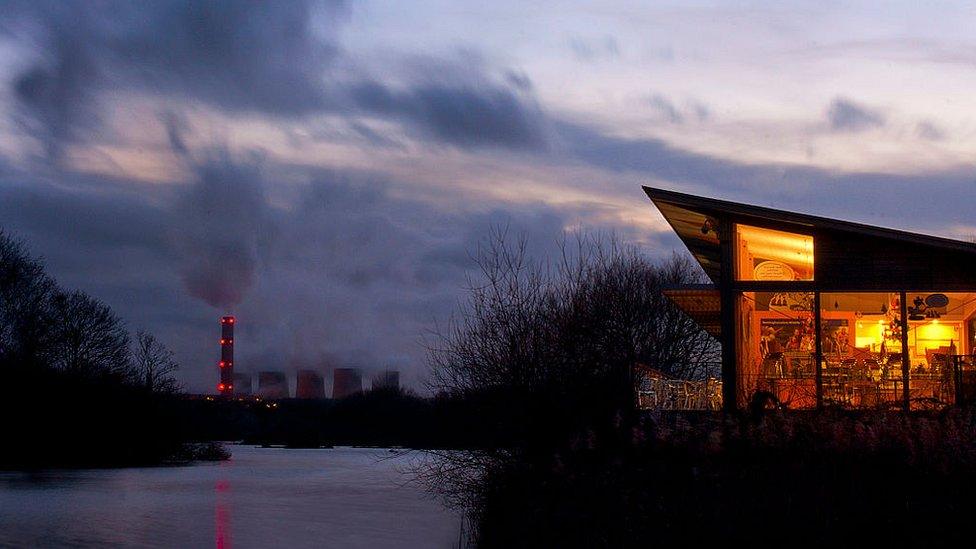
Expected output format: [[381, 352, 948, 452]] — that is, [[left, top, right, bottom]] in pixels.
[[218, 383, 225, 391]]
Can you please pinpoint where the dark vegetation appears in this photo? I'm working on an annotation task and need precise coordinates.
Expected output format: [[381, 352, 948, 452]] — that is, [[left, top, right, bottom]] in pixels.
[[0, 230, 221, 468], [420, 231, 976, 547], [177, 388, 539, 449], [466, 408, 976, 547]]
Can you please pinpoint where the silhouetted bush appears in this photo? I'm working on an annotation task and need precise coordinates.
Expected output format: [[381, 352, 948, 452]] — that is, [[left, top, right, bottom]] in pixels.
[[468, 409, 976, 547]]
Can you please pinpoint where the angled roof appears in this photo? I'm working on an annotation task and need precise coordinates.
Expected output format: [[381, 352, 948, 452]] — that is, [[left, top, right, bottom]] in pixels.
[[643, 186, 976, 286]]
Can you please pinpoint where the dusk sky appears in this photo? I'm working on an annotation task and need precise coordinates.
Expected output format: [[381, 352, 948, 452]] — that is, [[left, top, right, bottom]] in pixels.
[[2, 1, 976, 392]]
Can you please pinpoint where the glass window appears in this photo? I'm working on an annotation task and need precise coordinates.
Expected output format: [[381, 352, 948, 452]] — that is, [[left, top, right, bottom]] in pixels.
[[734, 224, 814, 281], [904, 292, 976, 408], [737, 291, 816, 409], [820, 293, 903, 409]]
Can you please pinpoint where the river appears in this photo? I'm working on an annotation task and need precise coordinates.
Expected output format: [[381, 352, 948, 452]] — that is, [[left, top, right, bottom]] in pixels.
[[0, 445, 461, 548]]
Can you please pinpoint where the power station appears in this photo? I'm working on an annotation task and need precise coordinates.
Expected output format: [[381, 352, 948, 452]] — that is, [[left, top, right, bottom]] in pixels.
[[258, 372, 289, 399], [218, 315, 235, 395], [333, 368, 363, 399], [296, 370, 326, 399], [211, 320, 399, 400]]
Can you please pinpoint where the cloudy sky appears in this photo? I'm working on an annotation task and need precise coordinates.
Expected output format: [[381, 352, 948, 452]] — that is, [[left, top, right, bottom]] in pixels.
[[2, 1, 976, 392]]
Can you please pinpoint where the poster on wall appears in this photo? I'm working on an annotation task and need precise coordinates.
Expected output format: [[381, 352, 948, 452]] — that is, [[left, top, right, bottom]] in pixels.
[[759, 317, 815, 358], [755, 292, 813, 312], [821, 319, 851, 355]]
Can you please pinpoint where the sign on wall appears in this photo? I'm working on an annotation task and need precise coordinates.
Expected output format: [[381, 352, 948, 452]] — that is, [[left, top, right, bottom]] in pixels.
[[753, 260, 796, 281]]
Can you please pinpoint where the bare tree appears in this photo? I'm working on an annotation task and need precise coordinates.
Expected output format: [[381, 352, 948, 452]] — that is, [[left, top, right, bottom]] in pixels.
[[134, 330, 181, 393], [0, 230, 57, 371], [48, 290, 133, 380], [427, 229, 718, 402]]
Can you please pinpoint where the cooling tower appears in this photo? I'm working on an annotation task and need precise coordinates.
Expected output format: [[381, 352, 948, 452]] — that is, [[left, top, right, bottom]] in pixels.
[[218, 316, 235, 395], [333, 368, 362, 399], [296, 370, 326, 399], [232, 373, 252, 396], [371, 370, 400, 391], [258, 371, 289, 399]]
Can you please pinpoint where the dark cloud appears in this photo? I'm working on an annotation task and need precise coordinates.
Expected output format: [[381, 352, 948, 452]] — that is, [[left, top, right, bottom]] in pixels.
[[644, 94, 711, 125], [826, 97, 885, 131], [5, 0, 549, 157], [5, 0, 346, 159], [569, 36, 620, 62], [915, 120, 945, 141], [350, 77, 548, 150], [159, 111, 190, 157], [647, 94, 683, 123], [8, 11, 100, 161]]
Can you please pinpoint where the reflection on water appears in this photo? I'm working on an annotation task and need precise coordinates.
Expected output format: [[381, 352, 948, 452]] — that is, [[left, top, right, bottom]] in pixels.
[[0, 446, 459, 548], [215, 478, 231, 549]]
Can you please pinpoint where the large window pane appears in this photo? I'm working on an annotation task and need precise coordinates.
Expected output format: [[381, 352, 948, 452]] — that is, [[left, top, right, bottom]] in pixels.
[[734, 224, 814, 281], [820, 293, 902, 409], [905, 292, 976, 408], [737, 291, 816, 408]]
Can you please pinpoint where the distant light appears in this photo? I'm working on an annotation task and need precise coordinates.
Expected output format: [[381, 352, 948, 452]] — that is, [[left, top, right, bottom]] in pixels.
[[218, 383, 225, 391]]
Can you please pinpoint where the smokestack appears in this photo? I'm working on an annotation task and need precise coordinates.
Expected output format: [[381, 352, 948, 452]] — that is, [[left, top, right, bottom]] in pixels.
[[218, 316, 235, 395], [232, 373, 252, 396], [333, 368, 362, 399], [371, 370, 400, 391], [296, 370, 325, 399], [258, 371, 289, 399]]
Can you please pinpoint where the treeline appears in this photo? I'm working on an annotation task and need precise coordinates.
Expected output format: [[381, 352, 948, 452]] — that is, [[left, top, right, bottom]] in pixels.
[[0, 230, 213, 468], [173, 387, 583, 450]]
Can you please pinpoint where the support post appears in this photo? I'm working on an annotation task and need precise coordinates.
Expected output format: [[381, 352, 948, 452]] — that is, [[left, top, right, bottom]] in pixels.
[[814, 292, 823, 410], [900, 292, 910, 411], [719, 218, 737, 412]]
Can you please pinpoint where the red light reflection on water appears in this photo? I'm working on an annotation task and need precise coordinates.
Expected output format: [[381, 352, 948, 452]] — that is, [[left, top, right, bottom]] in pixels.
[[215, 478, 232, 549]]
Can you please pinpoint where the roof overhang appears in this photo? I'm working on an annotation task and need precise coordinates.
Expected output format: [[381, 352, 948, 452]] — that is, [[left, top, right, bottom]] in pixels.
[[663, 284, 721, 338]]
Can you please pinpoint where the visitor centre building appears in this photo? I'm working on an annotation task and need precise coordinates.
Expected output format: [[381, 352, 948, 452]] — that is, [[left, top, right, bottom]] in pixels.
[[645, 186, 976, 412]]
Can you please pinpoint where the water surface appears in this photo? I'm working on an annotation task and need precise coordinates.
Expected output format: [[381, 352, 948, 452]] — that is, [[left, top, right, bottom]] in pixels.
[[0, 445, 459, 548]]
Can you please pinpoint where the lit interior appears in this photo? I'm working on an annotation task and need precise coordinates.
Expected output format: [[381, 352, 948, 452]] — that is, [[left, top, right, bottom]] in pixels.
[[735, 224, 814, 281]]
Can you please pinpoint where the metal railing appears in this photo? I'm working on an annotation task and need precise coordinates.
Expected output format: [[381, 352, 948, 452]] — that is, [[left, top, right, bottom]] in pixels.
[[637, 378, 723, 411]]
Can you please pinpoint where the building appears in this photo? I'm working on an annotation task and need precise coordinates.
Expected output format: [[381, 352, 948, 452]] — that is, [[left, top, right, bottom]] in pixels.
[[258, 371, 289, 399], [296, 370, 326, 399], [371, 370, 400, 391], [232, 373, 252, 396], [333, 368, 362, 399], [645, 186, 976, 411]]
